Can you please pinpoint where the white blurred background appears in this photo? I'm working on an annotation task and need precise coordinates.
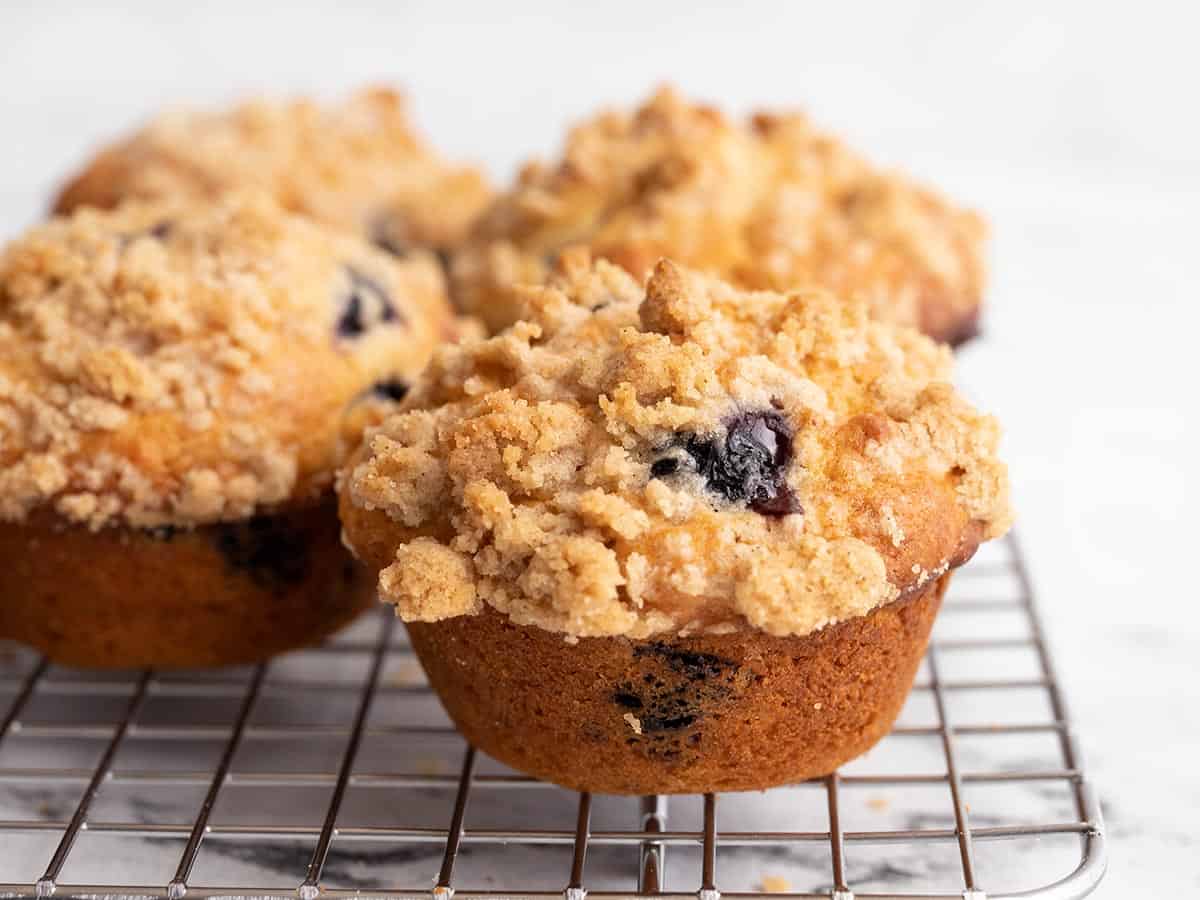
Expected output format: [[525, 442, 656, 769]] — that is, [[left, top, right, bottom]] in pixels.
[[2, 2, 1196, 895]]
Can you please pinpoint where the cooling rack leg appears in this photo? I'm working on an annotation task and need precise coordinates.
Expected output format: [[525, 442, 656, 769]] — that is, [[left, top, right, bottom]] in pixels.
[[698, 793, 718, 900], [565, 792, 592, 900], [638, 795, 667, 893], [168, 662, 268, 899], [36, 670, 152, 897], [300, 613, 396, 896], [435, 745, 478, 898], [824, 774, 854, 900]]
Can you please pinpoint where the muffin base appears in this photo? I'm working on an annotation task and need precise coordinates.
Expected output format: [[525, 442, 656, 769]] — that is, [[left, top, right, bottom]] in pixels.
[[0, 498, 374, 669], [408, 574, 949, 794]]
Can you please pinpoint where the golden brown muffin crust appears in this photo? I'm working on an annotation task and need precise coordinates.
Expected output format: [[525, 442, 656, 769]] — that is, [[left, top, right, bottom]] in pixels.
[[340, 257, 1011, 639], [453, 87, 987, 340], [407, 575, 948, 794], [54, 86, 492, 254], [0, 194, 454, 530]]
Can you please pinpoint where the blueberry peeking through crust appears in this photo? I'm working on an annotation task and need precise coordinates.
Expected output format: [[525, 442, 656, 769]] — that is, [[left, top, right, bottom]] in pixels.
[[212, 514, 311, 591], [651, 411, 802, 516], [649, 457, 679, 478], [336, 266, 403, 339], [371, 377, 410, 402]]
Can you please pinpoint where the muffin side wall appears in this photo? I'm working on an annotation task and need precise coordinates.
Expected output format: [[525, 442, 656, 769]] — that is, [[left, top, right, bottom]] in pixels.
[[0, 497, 375, 668], [407, 574, 949, 794]]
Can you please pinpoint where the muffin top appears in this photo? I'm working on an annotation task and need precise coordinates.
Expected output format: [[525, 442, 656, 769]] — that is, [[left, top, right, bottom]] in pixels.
[[454, 87, 986, 343], [54, 86, 492, 254], [340, 255, 1011, 640], [0, 193, 455, 530]]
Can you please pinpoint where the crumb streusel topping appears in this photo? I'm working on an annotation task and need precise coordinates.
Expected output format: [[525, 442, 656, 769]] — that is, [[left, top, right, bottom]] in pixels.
[[54, 86, 492, 254], [342, 255, 1011, 639], [0, 194, 454, 530], [453, 87, 986, 342]]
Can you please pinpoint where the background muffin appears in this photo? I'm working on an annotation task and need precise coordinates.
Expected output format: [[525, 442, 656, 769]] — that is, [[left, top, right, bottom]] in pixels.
[[340, 255, 1011, 792], [0, 193, 455, 667], [54, 86, 492, 259], [454, 87, 986, 344]]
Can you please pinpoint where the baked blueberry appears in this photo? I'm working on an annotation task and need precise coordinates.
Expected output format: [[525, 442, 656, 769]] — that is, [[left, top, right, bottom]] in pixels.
[[337, 266, 403, 338], [371, 377, 410, 402], [653, 411, 801, 516], [649, 457, 680, 478], [213, 514, 310, 591]]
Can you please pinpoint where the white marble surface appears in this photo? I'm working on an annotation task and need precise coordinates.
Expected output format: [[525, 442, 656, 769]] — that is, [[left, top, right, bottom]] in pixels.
[[1, 2, 1197, 896]]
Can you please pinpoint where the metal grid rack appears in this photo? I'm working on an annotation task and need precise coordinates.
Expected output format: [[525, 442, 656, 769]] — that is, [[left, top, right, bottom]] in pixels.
[[0, 531, 1105, 899]]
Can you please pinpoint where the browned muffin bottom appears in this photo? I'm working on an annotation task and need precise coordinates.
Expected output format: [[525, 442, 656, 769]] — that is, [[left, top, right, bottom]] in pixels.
[[0, 497, 373, 669], [408, 575, 947, 794]]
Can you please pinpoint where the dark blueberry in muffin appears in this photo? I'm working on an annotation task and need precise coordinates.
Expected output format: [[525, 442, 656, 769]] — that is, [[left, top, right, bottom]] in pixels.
[[652, 411, 801, 516], [642, 643, 735, 680], [213, 514, 310, 591], [336, 266, 403, 338], [371, 377, 410, 402], [337, 293, 366, 338], [612, 644, 740, 745], [612, 690, 644, 710], [649, 457, 680, 478]]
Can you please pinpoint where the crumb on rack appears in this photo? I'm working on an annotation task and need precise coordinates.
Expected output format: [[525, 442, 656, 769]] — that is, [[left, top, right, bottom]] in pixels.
[[757, 874, 792, 892]]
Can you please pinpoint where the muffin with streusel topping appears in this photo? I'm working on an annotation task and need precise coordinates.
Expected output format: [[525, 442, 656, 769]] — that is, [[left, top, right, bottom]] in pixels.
[[339, 253, 1011, 793], [0, 194, 456, 668], [54, 86, 492, 259], [454, 87, 987, 344]]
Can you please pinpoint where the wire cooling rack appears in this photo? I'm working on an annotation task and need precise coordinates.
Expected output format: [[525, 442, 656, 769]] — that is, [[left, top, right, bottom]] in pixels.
[[0, 531, 1105, 900]]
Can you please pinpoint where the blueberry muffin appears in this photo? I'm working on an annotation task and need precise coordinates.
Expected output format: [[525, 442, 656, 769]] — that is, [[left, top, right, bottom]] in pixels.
[[0, 194, 455, 668], [339, 254, 1012, 793], [54, 86, 492, 259], [454, 87, 986, 344]]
